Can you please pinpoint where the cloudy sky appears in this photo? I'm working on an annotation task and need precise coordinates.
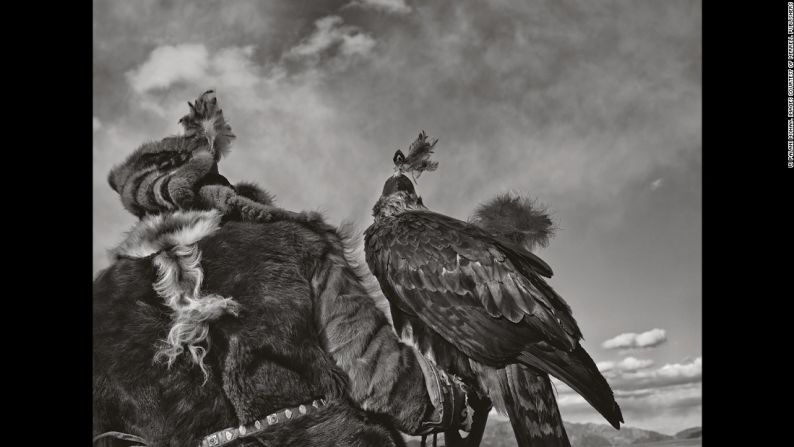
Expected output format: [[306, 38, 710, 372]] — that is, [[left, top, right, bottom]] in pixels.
[[93, 0, 701, 436]]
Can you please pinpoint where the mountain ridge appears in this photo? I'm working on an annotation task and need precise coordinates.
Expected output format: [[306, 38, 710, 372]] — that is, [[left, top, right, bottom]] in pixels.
[[404, 420, 701, 447]]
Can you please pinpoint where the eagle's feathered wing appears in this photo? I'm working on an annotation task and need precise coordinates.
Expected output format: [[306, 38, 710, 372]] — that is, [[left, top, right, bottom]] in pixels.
[[364, 210, 623, 434]]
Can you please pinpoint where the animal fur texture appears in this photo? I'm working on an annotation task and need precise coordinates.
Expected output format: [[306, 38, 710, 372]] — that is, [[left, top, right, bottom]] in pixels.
[[107, 90, 320, 226], [113, 209, 239, 381], [94, 211, 444, 446], [469, 193, 556, 252], [107, 90, 235, 217], [178, 90, 235, 161]]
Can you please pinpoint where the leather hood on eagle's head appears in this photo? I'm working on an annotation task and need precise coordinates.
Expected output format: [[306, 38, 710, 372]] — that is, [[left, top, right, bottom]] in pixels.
[[372, 174, 426, 219], [381, 173, 416, 197]]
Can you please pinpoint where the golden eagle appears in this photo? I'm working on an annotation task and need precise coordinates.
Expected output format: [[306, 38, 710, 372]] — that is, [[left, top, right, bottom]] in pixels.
[[364, 132, 623, 446]]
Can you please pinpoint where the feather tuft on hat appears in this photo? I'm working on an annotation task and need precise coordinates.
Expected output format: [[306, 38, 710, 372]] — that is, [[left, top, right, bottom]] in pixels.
[[178, 89, 236, 161], [393, 130, 439, 181]]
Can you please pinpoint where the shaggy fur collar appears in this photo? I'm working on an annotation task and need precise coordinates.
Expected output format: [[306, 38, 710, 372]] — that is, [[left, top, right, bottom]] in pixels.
[[113, 209, 223, 259], [111, 208, 236, 381]]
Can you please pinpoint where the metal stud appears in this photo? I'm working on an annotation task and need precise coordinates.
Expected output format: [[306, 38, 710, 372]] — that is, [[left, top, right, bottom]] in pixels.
[[268, 414, 278, 425], [239, 425, 246, 436], [207, 434, 219, 446], [312, 400, 319, 408], [285, 409, 293, 419], [225, 431, 233, 441], [254, 420, 262, 430], [299, 404, 307, 414]]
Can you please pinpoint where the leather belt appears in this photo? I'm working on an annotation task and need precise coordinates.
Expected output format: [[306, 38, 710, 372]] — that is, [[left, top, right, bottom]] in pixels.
[[198, 397, 328, 447], [93, 397, 328, 447]]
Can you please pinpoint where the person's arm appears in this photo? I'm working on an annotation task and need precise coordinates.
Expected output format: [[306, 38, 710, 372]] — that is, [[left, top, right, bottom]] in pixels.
[[309, 231, 471, 435]]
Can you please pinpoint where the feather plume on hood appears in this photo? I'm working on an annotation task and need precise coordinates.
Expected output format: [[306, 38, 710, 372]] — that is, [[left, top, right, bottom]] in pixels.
[[178, 89, 236, 161], [469, 193, 556, 252], [393, 130, 438, 181]]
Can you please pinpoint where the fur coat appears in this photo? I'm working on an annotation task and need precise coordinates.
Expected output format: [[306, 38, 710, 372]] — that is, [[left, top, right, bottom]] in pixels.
[[93, 210, 437, 446]]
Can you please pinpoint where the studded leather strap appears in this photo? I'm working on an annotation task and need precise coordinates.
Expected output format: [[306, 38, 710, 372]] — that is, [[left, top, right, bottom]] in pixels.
[[198, 397, 328, 447], [93, 431, 148, 445]]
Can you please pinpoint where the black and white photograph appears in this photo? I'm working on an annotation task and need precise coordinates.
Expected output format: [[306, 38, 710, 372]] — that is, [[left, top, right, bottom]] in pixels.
[[92, 1, 702, 446]]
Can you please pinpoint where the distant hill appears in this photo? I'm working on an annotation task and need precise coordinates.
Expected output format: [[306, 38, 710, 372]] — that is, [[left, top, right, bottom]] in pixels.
[[564, 422, 671, 446], [675, 426, 702, 439], [404, 420, 700, 447]]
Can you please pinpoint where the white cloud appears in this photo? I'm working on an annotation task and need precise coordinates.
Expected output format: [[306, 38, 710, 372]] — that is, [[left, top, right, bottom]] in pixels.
[[611, 357, 701, 391], [126, 44, 210, 93], [126, 44, 261, 98], [290, 16, 346, 58], [340, 32, 377, 57], [596, 356, 653, 374], [635, 329, 667, 347], [654, 357, 701, 380], [556, 392, 587, 407], [346, 0, 412, 14], [209, 46, 261, 89], [288, 16, 376, 61], [602, 328, 667, 350], [650, 177, 664, 190], [617, 356, 654, 371], [93, 117, 102, 132]]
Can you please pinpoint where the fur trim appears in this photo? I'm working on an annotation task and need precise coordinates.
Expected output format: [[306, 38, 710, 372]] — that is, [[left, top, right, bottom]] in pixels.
[[469, 193, 556, 252], [112, 210, 223, 259], [112, 209, 239, 382], [234, 181, 275, 206]]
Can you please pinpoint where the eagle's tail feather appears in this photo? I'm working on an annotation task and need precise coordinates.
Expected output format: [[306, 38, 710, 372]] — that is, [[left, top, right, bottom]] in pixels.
[[492, 364, 572, 447], [518, 345, 623, 429]]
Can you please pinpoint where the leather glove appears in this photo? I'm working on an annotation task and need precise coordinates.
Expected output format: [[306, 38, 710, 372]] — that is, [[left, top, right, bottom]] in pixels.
[[412, 348, 474, 435]]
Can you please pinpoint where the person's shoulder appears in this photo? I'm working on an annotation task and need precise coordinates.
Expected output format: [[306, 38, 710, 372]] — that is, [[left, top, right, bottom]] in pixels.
[[208, 214, 341, 253], [213, 217, 321, 236]]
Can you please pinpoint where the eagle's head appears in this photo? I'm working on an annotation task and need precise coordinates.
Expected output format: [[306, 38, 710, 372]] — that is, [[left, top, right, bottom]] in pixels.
[[372, 131, 439, 220], [372, 173, 425, 220], [382, 171, 415, 196]]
